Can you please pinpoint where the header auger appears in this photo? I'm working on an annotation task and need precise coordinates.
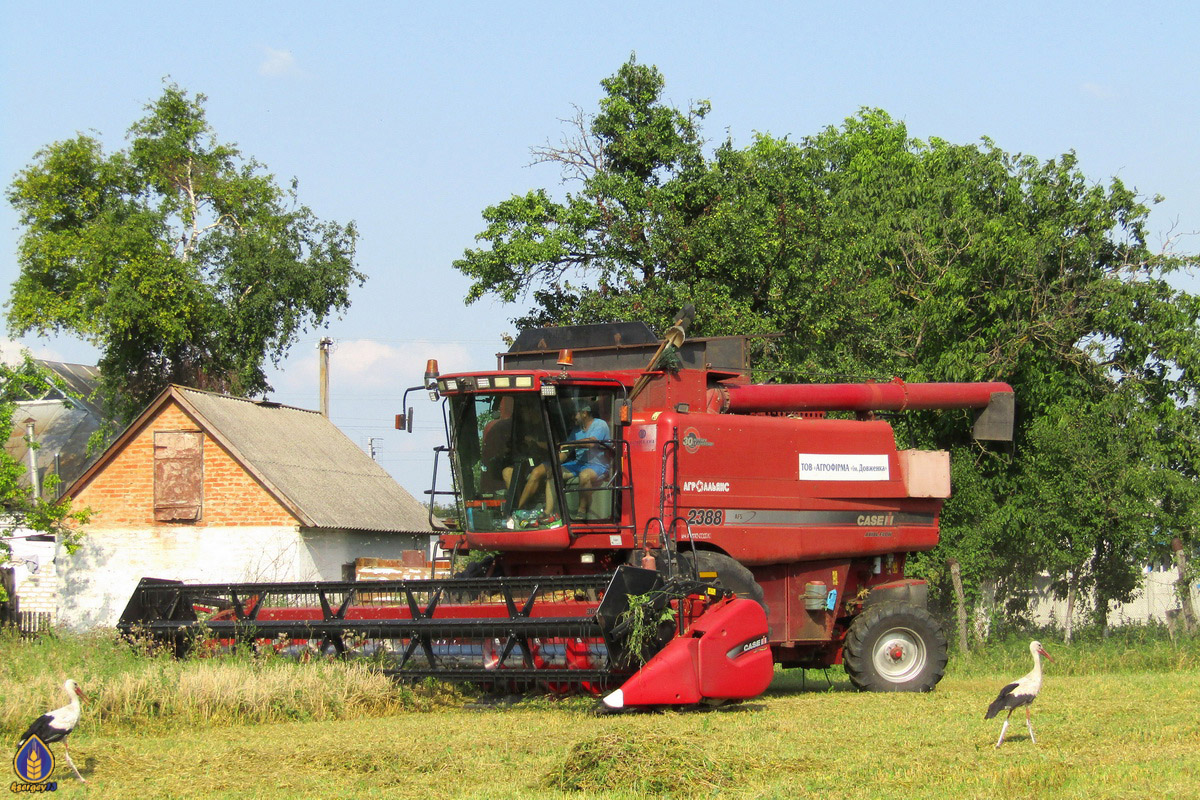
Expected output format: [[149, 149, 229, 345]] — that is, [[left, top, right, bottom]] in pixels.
[[121, 308, 1012, 707]]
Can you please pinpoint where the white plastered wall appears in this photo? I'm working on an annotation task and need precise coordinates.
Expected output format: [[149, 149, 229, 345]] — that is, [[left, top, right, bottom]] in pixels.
[[55, 525, 312, 629], [54, 526, 428, 629]]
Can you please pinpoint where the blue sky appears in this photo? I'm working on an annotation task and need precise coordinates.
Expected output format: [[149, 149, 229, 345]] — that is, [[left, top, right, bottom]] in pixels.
[[2, 1, 1197, 495]]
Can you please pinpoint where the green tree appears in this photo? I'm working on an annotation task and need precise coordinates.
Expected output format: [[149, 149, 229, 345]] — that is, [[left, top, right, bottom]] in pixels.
[[1, 355, 91, 600], [457, 55, 726, 333], [455, 57, 1200, 628], [1017, 395, 1153, 637], [6, 83, 364, 420]]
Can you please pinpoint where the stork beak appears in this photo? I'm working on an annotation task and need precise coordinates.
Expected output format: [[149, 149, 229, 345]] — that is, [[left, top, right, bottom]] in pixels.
[[75, 685, 88, 700], [1038, 647, 1054, 662]]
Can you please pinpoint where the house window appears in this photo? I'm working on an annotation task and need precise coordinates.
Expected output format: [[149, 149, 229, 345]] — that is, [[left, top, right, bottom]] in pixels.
[[154, 431, 203, 522]]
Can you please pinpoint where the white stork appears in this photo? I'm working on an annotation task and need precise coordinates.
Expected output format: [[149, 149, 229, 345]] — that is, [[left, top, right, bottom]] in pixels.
[[17, 679, 87, 783], [985, 640, 1053, 747]]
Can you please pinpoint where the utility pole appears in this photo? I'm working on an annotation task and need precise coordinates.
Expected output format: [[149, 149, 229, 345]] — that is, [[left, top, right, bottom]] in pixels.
[[367, 437, 381, 461], [24, 418, 39, 500], [318, 337, 333, 417]]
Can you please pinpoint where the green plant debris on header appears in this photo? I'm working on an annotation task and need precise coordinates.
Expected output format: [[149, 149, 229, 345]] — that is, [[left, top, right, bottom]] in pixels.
[[618, 590, 679, 667]]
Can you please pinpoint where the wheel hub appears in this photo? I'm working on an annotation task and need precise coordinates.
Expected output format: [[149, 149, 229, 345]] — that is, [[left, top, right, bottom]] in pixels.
[[872, 627, 928, 683]]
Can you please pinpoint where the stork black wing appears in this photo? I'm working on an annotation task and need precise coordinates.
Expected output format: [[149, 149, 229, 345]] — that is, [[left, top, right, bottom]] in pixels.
[[984, 682, 1019, 719], [17, 713, 59, 746]]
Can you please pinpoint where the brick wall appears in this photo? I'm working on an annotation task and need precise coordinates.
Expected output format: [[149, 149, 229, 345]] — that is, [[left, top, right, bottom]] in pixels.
[[73, 402, 297, 528], [16, 572, 57, 616]]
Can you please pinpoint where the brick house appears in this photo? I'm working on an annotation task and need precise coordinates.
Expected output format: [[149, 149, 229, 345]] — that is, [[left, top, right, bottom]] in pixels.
[[56, 385, 432, 629]]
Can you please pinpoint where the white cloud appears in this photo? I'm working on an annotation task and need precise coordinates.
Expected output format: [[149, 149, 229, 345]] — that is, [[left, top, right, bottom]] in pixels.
[[0, 338, 68, 366], [0, 339, 25, 367], [259, 47, 299, 77], [1081, 82, 1117, 100], [272, 338, 475, 395], [335, 339, 441, 389]]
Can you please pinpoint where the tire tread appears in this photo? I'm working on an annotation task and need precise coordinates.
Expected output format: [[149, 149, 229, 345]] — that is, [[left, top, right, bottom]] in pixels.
[[843, 600, 947, 692]]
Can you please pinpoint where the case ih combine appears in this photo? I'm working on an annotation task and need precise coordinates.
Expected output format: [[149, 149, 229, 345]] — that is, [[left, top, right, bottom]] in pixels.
[[120, 308, 1013, 708]]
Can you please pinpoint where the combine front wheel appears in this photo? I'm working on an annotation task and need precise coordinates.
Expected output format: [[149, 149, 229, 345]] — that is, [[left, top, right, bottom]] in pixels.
[[677, 550, 767, 613], [842, 601, 947, 692]]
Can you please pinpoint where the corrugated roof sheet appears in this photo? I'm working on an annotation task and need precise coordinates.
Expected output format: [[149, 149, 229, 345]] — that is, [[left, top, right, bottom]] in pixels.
[[174, 387, 432, 534], [38, 361, 103, 417], [4, 400, 102, 492]]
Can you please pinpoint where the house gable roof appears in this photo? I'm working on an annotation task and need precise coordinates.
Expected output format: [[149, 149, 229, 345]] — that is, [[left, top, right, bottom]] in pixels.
[[67, 385, 433, 534]]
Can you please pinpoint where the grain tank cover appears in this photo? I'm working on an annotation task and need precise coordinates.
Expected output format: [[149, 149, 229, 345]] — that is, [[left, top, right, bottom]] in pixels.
[[509, 322, 659, 353], [503, 322, 753, 372]]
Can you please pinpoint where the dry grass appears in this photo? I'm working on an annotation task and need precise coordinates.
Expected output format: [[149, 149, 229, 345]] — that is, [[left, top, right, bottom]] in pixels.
[[544, 731, 747, 795], [89, 659, 445, 726], [0, 629, 457, 734], [3, 629, 1199, 798]]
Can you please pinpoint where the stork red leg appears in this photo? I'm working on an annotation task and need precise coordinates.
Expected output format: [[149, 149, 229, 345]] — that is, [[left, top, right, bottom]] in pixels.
[[996, 709, 1013, 748], [62, 740, 86, 783]]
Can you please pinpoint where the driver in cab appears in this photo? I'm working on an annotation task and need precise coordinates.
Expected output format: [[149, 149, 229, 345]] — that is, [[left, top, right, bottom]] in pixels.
[[559, 401, 610, 518]]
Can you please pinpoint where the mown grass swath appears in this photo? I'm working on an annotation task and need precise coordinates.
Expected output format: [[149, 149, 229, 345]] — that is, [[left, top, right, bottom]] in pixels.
[[0, 628, 458, 734]]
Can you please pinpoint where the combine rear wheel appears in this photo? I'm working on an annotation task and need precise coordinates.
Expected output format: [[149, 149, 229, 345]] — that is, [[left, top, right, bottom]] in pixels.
[[843, 601, 947, 692]]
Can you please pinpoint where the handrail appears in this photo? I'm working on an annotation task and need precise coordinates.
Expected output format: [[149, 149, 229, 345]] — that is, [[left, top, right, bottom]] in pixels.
[[562, 438, 637, 537]]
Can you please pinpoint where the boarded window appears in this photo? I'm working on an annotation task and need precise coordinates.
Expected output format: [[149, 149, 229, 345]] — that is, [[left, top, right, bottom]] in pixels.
[[154, 431, 203, 522]]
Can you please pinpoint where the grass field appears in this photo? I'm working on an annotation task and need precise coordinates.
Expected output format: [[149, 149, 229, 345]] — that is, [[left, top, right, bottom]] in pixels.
[[2, 630, 1198, 799]]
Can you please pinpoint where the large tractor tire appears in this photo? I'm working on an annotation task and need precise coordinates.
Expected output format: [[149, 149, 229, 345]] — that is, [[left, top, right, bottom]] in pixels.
[[842, 601, 947, 692], [453, 554, 497, 579], [677, 550, 767, 614]]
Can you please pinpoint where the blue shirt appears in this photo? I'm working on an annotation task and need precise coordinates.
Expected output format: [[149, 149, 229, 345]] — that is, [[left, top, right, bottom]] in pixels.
[[566, 417, 610, 466]]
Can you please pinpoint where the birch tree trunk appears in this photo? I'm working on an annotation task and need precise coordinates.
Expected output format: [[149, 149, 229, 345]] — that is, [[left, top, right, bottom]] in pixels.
[[1173, 538, 1196, 634], [1064, 571, 1077, 644], [947, 558, 969, 653]]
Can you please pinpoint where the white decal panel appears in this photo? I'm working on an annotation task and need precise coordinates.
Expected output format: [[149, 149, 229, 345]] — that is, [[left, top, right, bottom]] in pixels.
[[797, 454, 890, 481], [633, 424, 658, 452]]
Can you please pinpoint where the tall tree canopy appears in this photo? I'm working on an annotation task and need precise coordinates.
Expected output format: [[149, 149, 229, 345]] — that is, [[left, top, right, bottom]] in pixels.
[[6, 84, 364, 420], [456, 57, 1200, 626]]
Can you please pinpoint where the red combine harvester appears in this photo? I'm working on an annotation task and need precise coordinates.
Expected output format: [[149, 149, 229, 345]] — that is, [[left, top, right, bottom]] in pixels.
[[119, 308, 1013, 708]]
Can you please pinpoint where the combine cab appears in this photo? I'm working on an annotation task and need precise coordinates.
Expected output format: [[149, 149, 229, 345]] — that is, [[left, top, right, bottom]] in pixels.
[[121, 308, 1013, 707]]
